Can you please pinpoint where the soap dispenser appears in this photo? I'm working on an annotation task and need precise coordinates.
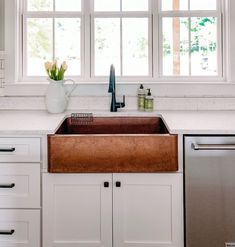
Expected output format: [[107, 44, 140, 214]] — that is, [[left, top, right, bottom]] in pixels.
[[145, 89, 154, 112], [138, 84, 146, 111]]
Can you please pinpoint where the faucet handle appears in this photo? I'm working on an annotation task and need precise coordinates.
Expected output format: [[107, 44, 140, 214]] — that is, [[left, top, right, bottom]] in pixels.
[[121, 95, 125, 108]]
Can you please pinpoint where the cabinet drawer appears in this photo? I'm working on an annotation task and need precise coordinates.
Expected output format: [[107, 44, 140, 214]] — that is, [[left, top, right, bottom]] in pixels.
[[0, 138, 40, 162], [0, 163, 40, 208], [0, 210, 40, 247]]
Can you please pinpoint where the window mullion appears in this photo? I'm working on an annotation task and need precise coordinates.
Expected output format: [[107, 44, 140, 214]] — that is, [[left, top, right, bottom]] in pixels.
[[189, 17, 191, 76], [22, 14, 27, 81], [159, 11, 220, 18], [148, 12, 153, 77], [120, 17, 123, 76], [23, 12, 83, 18], [23, 0, 27, 12], [53, 0, 55, 61], [217, 12, 222, 77], [83, 0, 91, 79], [152, 0, 159, 78], [188, 0, 190, 79], [148, 0, 153, 77], [52, 17, 55, 61]]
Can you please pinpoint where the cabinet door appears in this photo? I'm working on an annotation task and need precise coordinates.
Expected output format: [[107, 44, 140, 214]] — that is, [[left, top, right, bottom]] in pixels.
[[113, 174, 183, 247], [43, 174, 112, 247]]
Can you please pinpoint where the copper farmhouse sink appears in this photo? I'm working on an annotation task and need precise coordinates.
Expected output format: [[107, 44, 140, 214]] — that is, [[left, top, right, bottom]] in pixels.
[[48, 117, 178, 173]]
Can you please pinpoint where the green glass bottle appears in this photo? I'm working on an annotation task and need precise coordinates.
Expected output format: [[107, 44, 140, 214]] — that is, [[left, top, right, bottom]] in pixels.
[[145, 89, 154, 112], [138, 84, 146, 111]]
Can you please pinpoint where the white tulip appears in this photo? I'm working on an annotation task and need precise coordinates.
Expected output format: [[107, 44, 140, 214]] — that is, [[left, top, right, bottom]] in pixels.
[[62, 61, 68, 71], [52, 60, 58, 70], [44, 62, 51, 71]]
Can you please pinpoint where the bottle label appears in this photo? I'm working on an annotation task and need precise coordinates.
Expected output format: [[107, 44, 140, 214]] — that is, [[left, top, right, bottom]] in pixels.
[[145, 99, 154, 111], [138, 96, 145, 111]]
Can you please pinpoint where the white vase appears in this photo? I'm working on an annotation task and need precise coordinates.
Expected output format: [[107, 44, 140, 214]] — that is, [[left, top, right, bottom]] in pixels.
[[45, 78, 77, 114]]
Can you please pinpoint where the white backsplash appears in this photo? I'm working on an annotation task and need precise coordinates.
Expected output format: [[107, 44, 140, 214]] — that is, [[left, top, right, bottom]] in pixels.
[[0, 96, 235, 111]]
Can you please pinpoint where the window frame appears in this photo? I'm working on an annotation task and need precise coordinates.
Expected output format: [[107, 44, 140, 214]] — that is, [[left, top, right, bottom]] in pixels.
[[18, 0, 226, 83]]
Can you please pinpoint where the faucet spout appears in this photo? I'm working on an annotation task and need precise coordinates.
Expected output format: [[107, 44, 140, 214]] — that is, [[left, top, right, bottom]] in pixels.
[[108, 64, 115, 93], [108, 64, 125, 112]]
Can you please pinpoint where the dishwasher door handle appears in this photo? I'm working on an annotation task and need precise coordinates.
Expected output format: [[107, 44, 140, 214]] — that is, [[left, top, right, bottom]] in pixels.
[[192, 143, 235, 151]]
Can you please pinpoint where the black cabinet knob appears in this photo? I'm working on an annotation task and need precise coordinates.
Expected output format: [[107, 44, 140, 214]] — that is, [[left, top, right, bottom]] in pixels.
[[116, 181, 121, 187], [104, 182, 109, 188]]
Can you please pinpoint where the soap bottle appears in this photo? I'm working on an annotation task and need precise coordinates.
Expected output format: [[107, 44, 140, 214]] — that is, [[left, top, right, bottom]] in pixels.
[[145, 89, 154, 112], [138, 84, 146, 111]]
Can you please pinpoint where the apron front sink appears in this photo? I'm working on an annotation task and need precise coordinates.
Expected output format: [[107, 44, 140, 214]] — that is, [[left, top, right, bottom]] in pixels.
[[48, 117, 178, 173]]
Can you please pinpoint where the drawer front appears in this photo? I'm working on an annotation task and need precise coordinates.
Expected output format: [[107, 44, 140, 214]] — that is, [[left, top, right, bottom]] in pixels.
[[0, 210, 40, 247], [0, 164, 40, 208], [0, 138, 40, 162]]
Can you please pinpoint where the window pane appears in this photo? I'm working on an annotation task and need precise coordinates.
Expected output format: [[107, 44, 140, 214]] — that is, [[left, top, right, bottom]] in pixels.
[[161, 0, 188, 11], [191, 17, 217, 76], [27, 18, 52, 76], [122, 18, 148, 76], [122, 0, 148, 11], [55, 18, 81, 76], [162, 17, 189, 76], [27, 0, 53, 11], [94, 0, 120, 11], [190, 0, 217, 10], [94, 18, 120, 76], [55, 0, 81, 11]]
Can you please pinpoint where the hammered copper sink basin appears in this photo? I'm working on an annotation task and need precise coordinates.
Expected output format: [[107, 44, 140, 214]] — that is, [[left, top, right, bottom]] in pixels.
[[48, 117, 178, 173]]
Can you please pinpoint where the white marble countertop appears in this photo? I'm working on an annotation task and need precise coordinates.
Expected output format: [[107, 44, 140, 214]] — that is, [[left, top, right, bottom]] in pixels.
[[0, 110, 65, 135], [161, 110, 235, 134], [0, 110, 235, 135]]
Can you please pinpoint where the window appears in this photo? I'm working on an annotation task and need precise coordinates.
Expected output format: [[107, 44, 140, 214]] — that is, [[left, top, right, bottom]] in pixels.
[[160, 0, 221, 77], [92, 0, 150, 76], [21, 0, 223, 81], [23, 0, 82, 77]]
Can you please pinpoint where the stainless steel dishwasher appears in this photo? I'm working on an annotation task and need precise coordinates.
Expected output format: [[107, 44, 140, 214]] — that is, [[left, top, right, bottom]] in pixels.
[[184, 136, 235, 247]]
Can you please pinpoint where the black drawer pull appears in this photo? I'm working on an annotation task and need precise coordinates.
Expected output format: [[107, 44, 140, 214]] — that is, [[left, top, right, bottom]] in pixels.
[[0, 148, 15, 152], [0, 230, 15, 235], [0, 183, 15, 188], [104, 182, 109, 188], [116, 181, 121, 187]]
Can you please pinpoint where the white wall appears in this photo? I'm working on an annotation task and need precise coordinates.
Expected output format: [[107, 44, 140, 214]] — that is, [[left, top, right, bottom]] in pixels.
[[0, 0, 4, 50]]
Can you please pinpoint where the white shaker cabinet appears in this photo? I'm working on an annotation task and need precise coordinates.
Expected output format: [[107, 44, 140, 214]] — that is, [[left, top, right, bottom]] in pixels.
[[43, 173, 183, 247], [0, 137, 41, 247], [43, 174, 113, 247], [113, 174, 183, 247]]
